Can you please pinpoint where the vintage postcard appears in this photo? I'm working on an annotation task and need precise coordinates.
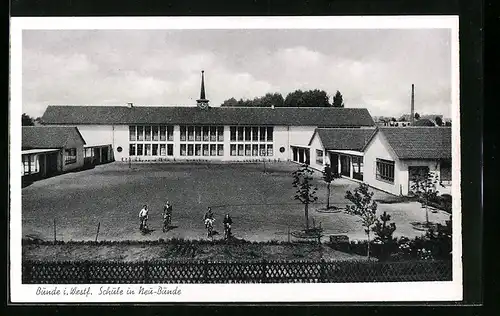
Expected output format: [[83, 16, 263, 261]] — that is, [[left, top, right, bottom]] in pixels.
[[10, 16, 461, 303]]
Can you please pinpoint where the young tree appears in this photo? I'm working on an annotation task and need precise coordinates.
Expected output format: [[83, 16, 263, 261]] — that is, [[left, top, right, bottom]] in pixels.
[[410, 171, 440, 227], [332, 90, 344, 107], [414, 112, 421, 120], [22, 113, 35, 126], [322, 164, 339, 209], [372, 211, 397, 260], [292, 164, 318, 230], [345, 183, 378, 259]]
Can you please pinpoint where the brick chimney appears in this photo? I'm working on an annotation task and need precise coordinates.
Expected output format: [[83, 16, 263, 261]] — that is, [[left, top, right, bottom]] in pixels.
[[410, 84, 415, 125]]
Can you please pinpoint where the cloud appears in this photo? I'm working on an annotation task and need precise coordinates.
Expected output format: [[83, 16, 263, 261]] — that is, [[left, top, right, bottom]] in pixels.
[[21, 29, 453, 119]]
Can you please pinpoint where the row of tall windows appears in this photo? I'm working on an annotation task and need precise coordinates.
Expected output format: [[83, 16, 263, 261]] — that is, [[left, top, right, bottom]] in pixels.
[[180, 126, 224, 142], [129, 125, 174, 142], [230, 144, 273, 157], [229, 126, 273, 142], [180, 144, 224, 157], [129, 144, 174, 156]]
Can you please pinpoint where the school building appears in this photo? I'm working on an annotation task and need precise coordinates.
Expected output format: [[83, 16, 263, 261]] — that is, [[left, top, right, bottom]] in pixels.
[[308, 126, 452, 196], [36, 71, 452, 196], [21, 126, 86, 182]]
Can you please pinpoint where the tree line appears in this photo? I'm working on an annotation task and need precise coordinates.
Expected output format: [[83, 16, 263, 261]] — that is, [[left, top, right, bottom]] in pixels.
[[221, 90, 345, 108]]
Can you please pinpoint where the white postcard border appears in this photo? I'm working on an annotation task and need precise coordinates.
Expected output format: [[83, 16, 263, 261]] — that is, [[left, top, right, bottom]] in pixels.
[[10, 16, 462, 303]]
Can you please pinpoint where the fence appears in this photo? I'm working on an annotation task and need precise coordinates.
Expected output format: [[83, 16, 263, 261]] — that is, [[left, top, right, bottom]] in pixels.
[[22, 259, 452, 284]]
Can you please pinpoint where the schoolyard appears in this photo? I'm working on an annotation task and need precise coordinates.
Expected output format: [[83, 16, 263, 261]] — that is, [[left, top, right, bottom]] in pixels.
[[22, 162, 450, 243]]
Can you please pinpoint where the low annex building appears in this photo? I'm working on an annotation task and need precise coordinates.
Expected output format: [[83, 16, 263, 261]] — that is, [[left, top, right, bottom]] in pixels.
[[22, 126, 86, 180], [308, 126, 452, 196]]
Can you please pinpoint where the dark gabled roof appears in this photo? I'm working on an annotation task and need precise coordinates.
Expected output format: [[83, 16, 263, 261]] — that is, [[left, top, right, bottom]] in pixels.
[[310, 128, 377, 151], [41, 105, 375, 127], [413, 118, 436, 126], [379, 127, 451, 159], [22, 126, 86, 149]]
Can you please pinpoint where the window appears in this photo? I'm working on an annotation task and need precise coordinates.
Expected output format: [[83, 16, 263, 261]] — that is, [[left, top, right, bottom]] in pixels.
[[267, 144, 273, 156], [237, 127, 244, 141], [180, 126, 187, 141], [167, 126, 174, 141], [145, 126, 151, 141], [195, 126, 202, 141], [230, 127, 237, 141], [23, 155, 39, 175], [252, 144, 258, 156], [210, 144, 217, 156], [267, 127, 273, 141], [152, 144, 158, 156], [203, 127, 209, 141], [117, 146, 123, 153], [160, 126, 166, 141], [252, 127, 259, 141], [188, 126, 194, 141], [259, 144, 266, 156], [292, 147, 298, 161], [203, 144, 209, 156], [85, 148, 92, 157], [217, 126, 224, 142], [376, 159, 395, 183], [128, 144, 135, 156], [230, 144, 236, 156], [238, 144, 244, 156], [245, 144, 251, 156], [188, 144, 194, 156], [440, 159, 452, 183], [316, 149, 324, 165], [129, 126, 136, 141], [137, 144, 143, 156], [180, 144, 186, 156], [218, 144, 224, 156], [210, 127, 217, 142], [195, 144, 202, 156], [260, 127, 266, 141], [160, 144, 166, 156], [145, 144, 152, 156], [65, 148, 77, 165], [244, 127, 251, 141], [167, 144, 173, 156], [353, 156, 363, 181], [152, 126, 159, 141], [137, 126, 144, 141], [279, 146, 285, 153]]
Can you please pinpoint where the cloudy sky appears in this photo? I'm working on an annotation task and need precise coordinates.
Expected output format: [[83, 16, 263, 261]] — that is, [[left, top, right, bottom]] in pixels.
[[22, 28, 452, 118]]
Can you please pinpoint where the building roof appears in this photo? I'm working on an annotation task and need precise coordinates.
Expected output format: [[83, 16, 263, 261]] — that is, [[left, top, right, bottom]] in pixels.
[[310, 128, 377, 151], [379, 127, 451, 159], [413, 118, 436, 126], [41, 105, 375, 127], [22, 126, 86, 149]]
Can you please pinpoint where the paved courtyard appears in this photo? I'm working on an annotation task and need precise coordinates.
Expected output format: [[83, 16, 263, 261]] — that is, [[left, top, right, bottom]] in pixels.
[[22, 162, 450, 243]]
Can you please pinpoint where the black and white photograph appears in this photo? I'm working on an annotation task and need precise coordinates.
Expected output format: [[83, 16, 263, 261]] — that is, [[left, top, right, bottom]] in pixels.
[[10, 16, 461, 302]]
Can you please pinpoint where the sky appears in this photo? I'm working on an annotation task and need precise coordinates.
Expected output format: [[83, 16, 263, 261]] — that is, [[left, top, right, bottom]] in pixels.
[[22, 28, 452, 118]]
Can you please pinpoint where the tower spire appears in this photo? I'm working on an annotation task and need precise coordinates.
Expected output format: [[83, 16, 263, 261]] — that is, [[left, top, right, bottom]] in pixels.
[[197, 70, 209, 109]]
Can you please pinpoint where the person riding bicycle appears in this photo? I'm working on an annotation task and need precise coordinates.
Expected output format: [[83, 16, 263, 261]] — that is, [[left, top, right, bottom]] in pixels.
[[162, 201, 173, 232], [139, 205, 149, 230], [204, 207, 215, 237], [223, 214, 233, 239]]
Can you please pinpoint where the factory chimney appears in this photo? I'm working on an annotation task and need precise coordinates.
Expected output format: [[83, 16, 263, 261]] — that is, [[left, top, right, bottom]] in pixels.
[[410, 84, 415, 125]]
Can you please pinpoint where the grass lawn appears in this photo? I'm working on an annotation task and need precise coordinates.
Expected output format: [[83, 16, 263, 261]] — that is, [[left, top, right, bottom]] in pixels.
[[22, 162, 451, 245]]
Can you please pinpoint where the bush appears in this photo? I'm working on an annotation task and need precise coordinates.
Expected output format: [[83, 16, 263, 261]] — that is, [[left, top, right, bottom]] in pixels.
[[329, 215, 452, 262]]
